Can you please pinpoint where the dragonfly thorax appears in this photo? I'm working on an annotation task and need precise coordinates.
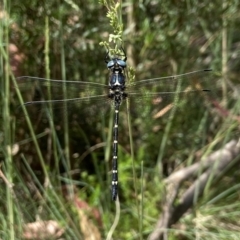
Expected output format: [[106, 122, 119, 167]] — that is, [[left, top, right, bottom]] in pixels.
[[109, 71, 126, 88], [106, 52, 127, 90], [109, 88, 127, 105]]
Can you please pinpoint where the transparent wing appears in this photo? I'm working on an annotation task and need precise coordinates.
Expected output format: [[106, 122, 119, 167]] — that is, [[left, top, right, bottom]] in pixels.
[[16, 76, 112, 122], [127, 69, 212, 90], [16, 76, 109, 103], [16, 69, 215, 122], [126, 69, 213, 102], [124, 69, 214, 118]]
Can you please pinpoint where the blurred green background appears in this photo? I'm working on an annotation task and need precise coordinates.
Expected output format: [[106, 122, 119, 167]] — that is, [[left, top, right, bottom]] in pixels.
[[1, 0, 240, 239]]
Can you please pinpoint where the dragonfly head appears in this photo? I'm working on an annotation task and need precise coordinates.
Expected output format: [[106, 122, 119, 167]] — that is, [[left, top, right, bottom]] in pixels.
[[105, 48, 127, 72], [107, 58, 127, 72]]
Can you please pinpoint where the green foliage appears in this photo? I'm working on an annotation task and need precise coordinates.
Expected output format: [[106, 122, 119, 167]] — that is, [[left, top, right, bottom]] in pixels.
[[1, 0, 240, 239], [99, 0, 124, 55]]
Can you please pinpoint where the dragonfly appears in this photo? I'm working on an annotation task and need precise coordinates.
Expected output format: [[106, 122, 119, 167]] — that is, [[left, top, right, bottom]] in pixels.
[[17, 50, 213, 201]]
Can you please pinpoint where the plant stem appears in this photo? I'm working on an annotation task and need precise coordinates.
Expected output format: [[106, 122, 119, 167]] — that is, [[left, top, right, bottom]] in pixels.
[[2, 1, 14, 238]]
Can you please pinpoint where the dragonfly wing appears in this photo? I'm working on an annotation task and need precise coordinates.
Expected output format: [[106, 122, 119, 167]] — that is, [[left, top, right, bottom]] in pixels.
[[16, 76, 109, 103], [125, 70, 214, 119], [126, 69, 213, 93], [16, 76, 111, 122]]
